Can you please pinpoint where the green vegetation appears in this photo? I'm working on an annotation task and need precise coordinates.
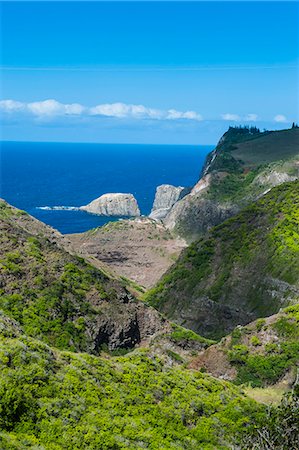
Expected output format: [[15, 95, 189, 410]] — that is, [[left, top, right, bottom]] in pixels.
[[120, 276, 145, 293], [1, 127, 299, 449], [206, 127, 299, 203], [0, 316, 262, 450], [207, 168, 258, 202], [224, 304, 299, 387], [238, 387, 299, 449], [229, 344, 299, 387], [0, 234, 110, 352], [171, 127, 299, 241], [145, 181, 299, 339], [208, 127, 298, 172], [250, 336, 261, 346], [0, 201, 159, 354], [169, 323, 215, 347]]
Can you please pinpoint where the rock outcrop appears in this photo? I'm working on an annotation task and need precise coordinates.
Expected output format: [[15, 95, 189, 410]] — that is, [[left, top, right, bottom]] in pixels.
[[253, 170, 297, 188], [80, 193, 140, 217], [149, 184, 189, 220], [164, 193, 238, 240]]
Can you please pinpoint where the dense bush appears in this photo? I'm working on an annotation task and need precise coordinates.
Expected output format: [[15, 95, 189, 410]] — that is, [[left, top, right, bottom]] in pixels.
[[0, 327, 262, 450]]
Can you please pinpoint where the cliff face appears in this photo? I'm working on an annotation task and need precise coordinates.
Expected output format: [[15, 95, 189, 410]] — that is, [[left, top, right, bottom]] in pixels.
[[149, 184, 188, 220], [146, 181, 299, 339], [163, 174, 238, 240], [163, 127, 299, 241], [80, 193, 140, 217]]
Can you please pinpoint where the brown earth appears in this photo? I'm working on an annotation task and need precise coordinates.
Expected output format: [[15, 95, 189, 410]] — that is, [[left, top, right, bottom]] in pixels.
[[189, 343, 237, 381], [67, 217, 187, 289]]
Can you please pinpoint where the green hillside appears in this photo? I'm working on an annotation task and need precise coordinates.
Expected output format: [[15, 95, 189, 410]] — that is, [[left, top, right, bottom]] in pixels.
[[206, 127, 299, 173], [0, 312, 261, 450], [206, 127, 299, 204], [0, 200, 166, 353], [146, 181, 299, 339], [230, 128, 299, 167], [166, 127, 299, 241]]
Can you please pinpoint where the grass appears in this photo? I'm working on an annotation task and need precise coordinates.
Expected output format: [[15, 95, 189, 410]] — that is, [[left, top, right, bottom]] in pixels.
[[244, 386, 289, 406]]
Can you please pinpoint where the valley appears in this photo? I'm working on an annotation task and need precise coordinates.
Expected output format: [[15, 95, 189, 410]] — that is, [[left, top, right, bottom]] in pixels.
[[0, 125, 298, 449]]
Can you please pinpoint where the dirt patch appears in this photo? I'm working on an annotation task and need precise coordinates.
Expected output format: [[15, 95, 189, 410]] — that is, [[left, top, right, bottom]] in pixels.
[[189, 345, 237, 381], [67, 218, 187, 289]]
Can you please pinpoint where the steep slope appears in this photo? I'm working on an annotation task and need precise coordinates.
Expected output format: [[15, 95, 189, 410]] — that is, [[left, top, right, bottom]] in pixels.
[[146, 181, 299, 339], [164, 127, 299, 241], [190, 302, 299, 389], [0, 200, 166, 352], [0, 311, 261, 450]]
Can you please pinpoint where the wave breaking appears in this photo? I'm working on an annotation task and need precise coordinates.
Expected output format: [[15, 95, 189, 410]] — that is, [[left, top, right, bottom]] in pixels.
[[36, 206, 80, 211]]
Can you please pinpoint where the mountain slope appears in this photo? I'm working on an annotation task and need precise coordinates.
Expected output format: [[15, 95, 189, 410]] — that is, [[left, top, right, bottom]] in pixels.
[[0, 200, 167, 352], [164, 127, 299, 241], [146, 181, 299, 339], [0, 311, 261, 450], [190, 302, 299, 389]]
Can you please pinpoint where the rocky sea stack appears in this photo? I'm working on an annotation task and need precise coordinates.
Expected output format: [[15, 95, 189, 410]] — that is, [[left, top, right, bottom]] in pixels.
[[80, 193, 141, 217], [149, 184, 189, 220]]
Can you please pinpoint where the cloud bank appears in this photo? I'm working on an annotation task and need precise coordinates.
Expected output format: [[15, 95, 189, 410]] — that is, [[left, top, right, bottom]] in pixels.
[[0, 99, 203, 122], [221, 113, 259, 122], [0, 100, 290, 127]]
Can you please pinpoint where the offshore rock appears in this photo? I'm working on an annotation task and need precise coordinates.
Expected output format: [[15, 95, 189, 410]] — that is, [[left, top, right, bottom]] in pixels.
[[80, 193, 141, 217], [149, 184, 189, 220]]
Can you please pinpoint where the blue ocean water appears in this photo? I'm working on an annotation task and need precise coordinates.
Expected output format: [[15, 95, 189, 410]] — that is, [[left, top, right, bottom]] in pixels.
[[0, 141, 213, 234]]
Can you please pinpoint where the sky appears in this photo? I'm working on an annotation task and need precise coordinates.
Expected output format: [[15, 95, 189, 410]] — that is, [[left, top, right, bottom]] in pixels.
[[0, 1, 298, 144]]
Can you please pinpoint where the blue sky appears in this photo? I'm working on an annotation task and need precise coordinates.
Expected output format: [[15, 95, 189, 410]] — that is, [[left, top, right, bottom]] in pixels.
[[1, 1, 298, 144]]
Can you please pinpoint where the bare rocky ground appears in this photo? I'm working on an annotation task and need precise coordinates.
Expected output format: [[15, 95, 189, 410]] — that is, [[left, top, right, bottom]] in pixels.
[[67, 218, 187, 289]]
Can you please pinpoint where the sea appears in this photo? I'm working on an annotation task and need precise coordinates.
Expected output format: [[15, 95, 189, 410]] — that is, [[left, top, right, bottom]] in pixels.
[[0, 141, 213, 234]]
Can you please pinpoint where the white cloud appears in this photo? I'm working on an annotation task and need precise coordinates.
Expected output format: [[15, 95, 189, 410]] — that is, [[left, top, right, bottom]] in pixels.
[[27, 100, 65, 116], [221, 113, 240, 121], [221, 113, 259, 122], [274, 114, 287, 123], [89, 103, 202, 121], [0, 99, 25, 112], [27, 99, 85, 116], [89, 102, 163, 119], [166, 109, 202, 121], [65, 103, 86, 115], [244, 113, 258, 122], [0, 98, 203, 122]]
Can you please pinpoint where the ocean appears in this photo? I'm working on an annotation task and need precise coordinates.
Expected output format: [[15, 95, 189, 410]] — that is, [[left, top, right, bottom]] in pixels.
[[0, 141, 213, 234]]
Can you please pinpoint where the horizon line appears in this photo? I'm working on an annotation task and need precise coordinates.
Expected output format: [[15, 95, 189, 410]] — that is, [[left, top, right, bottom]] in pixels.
[[0, 139, 216, 147], [1, 63, 298, 73]]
